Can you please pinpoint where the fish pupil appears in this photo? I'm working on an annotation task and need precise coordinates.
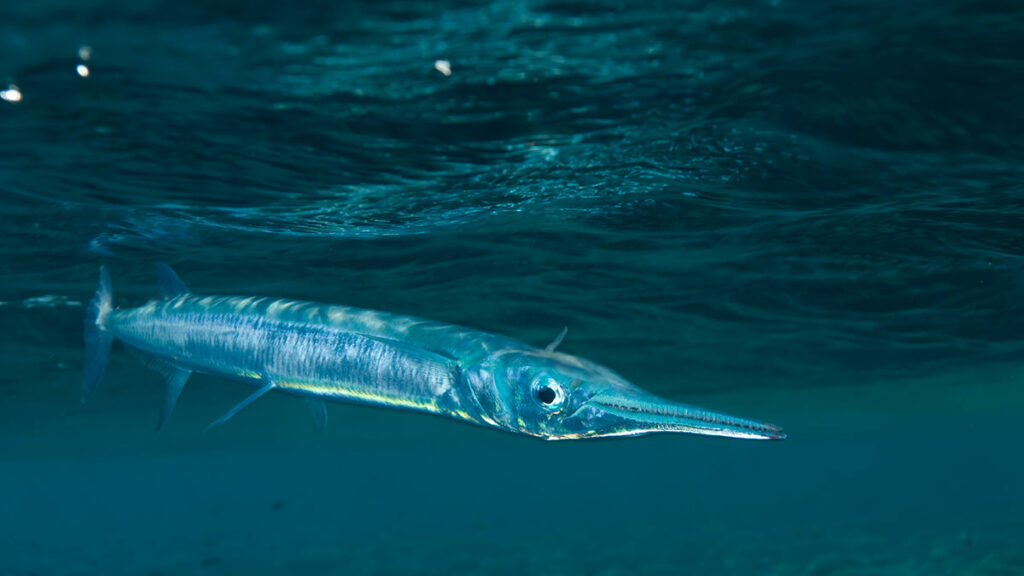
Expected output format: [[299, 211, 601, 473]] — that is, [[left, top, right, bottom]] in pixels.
[[536, 385, 557, 405]]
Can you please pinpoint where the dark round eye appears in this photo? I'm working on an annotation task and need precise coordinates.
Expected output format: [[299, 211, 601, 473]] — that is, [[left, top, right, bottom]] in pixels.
[[536, 385, 557, 405], [531, 377, 566, 410]]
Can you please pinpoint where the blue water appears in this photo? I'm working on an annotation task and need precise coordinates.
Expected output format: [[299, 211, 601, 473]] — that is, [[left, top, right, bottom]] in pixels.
[[2, 0, 1023, 574]]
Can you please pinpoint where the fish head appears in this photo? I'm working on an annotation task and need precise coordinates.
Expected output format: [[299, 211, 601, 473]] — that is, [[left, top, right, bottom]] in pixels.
[[486, 349, 785, 441]]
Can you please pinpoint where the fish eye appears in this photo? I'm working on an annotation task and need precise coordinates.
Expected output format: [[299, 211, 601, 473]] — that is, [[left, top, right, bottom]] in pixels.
[[532, 377, 566, 410], [537, 385, 557, 404]]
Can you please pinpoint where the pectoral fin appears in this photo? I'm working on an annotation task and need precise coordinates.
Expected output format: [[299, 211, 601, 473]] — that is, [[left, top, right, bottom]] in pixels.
[[205, 380, 276, 432], [545, 327, 568, 351], [306, 398, 328, 432]]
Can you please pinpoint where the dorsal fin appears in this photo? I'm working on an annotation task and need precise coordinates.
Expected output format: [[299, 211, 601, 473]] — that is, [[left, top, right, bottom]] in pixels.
[[156, 262, 189, 298]]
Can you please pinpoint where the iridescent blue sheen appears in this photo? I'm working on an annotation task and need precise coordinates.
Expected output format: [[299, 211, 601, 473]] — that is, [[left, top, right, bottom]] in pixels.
[[86, 266, 784, 440]]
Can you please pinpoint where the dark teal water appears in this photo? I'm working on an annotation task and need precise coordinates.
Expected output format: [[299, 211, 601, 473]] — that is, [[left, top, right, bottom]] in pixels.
[[2, 0, 1023, 574]]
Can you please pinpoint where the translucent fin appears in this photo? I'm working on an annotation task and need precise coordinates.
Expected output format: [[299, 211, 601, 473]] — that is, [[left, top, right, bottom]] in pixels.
[[156, 365, 191, 430], [156, 262, 189, 298], [306, 398, 328, 432], [82, 266, 114, 403], [204, 380, 276, 432], [126, 352, 194, 429], [545, 327, 568, 352]]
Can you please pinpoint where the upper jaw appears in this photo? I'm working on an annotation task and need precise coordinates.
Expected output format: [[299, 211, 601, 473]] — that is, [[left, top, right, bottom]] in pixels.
[[584, 390, 786, 440]]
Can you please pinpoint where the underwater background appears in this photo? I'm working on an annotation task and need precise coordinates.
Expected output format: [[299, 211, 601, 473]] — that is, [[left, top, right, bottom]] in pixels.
[[2, 0, 1023, 574]]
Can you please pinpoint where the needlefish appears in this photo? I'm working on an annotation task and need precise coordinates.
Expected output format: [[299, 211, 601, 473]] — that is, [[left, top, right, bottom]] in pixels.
[[82, 264, 786, 440]]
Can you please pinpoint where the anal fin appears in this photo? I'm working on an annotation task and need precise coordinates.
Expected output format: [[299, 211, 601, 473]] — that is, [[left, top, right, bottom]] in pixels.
[[158, 366, 192, 430], [205, 380, 276, 432], [306, 398, 328, 432], [128, 351, 192, 430]]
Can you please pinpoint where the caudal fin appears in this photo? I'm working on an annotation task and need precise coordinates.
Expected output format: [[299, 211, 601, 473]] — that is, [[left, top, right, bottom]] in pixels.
[[82, 266, 114, 403]]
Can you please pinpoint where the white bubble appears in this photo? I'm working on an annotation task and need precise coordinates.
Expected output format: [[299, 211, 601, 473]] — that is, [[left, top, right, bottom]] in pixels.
[[79, 45, 92, 60], [0, 85, 22, 102], [77, 64, 90, 77], [434, 59, 452, 77]]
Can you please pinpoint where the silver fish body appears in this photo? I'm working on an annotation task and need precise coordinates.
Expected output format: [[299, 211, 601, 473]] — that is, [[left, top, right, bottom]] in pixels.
[[83, 265, 786, 440]]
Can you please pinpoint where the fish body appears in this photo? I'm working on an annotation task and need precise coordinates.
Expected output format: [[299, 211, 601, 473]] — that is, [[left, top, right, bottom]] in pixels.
[[83, 265, 785, 440]]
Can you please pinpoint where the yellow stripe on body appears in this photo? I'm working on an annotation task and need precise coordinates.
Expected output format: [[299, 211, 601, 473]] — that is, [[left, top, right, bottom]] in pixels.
[[275, 380, 442, 414]]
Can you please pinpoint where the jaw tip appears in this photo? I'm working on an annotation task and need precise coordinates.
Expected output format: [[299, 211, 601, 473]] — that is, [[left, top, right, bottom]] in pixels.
[[745, 421, 786, 441]]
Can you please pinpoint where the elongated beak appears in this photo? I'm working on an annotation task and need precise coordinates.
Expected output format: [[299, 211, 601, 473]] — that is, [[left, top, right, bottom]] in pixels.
[[588, 391, 786, 440]]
